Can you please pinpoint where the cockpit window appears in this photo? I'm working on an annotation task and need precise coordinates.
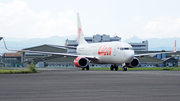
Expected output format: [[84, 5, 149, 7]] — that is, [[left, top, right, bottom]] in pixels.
[[120, 48, 133, 50]]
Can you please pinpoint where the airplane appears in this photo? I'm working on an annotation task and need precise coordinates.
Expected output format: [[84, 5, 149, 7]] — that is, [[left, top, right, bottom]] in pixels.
[[1, 13, 177, 71]]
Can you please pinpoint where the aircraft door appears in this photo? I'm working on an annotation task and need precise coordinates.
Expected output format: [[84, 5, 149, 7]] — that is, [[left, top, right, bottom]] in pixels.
[[113, 48, 116, 56]]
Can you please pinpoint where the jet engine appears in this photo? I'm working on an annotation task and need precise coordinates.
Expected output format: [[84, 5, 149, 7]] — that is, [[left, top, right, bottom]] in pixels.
[[74, 57, 89, 67], [126, 57, 140, 68]]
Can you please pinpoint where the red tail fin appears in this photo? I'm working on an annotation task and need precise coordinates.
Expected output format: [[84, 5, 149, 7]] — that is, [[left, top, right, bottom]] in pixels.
[[174, 40, 177, 52], [77, 13, 88, 45]]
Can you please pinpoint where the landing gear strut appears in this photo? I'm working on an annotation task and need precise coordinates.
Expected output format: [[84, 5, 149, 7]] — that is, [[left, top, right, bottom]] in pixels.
[[82, 65, 89, 70], [122, 66, 127, 71], [110, 64, 118, 71], [122, 63, 127, 71]]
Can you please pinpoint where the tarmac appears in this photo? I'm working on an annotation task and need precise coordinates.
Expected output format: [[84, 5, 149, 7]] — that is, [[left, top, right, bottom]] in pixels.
[[0, 69, 180, 101]]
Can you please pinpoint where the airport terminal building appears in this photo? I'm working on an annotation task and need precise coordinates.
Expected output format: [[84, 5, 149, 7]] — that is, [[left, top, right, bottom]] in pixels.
[[65, 34, 148, 53]]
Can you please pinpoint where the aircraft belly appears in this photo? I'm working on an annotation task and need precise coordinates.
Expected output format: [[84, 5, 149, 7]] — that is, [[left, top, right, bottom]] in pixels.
[[98, 56, 110, 63], [106, 51, 123, 64], [97, 55, 121, 64]]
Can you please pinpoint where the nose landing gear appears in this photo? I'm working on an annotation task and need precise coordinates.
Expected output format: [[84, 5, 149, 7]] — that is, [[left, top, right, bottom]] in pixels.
[[122, 66, 127, 71], [122, 63, 127, 71]]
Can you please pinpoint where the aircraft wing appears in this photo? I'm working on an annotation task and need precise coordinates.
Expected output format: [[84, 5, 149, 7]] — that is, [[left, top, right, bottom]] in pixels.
[[135, 40, 177, 57], [134, 51, 176, 57], [2, 38, 98, 60]]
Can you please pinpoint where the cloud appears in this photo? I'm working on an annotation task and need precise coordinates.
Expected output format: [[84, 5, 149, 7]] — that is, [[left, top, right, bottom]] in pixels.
[[145, 16, 180, 38], [32, 10, 76, 37], [36, 11, 52, 20], [0, 0, 32, 26], [140, 16, 180, 39], [0, 0, 76, 38]]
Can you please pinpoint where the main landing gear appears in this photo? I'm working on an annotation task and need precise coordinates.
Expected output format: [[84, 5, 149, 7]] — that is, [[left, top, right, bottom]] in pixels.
[[110, 64, 127, 71], [82, 65, 89, 70], [110, 64, 118, 71]]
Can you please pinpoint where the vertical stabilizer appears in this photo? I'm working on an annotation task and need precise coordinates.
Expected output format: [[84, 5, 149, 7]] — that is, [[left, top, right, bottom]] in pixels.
[[174, 40, 177, 52], [77, 13, 88, 45]]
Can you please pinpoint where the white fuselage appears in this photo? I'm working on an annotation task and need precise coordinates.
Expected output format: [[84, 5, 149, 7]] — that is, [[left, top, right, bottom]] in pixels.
[[76, 41, 134, 64]]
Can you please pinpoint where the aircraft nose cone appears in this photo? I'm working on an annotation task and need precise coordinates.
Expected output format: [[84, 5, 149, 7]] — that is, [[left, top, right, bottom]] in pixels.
[[125, 51, 134, 62]]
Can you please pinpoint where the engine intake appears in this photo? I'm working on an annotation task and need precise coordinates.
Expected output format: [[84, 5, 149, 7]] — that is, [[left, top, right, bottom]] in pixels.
[[126, 57, 140, 68], [74, 57, 88, 67]]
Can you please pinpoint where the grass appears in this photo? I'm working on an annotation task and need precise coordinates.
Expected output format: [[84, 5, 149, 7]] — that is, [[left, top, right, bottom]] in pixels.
[[0, 69, 35, 74], [26, 64, 39, 73], [90, 67, 180, 71], [0, 64, 40, 74]]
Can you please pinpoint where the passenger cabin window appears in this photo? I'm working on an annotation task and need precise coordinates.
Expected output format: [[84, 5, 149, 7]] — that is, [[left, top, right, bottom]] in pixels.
[[120, 48, 133, 50]]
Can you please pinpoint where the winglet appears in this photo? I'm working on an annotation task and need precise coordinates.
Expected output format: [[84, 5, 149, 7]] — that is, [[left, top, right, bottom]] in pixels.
[[2, 38, 11, 51], [0, 37, 3, 41], [174, 40, 177, 52]]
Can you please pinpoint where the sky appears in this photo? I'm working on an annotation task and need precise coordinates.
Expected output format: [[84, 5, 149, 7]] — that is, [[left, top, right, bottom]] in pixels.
[[0, 0, 180, 41]]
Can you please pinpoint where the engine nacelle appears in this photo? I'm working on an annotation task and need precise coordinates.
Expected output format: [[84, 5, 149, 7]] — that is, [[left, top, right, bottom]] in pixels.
[[126, 57, 140, 68], [74, 57, 89, 67]]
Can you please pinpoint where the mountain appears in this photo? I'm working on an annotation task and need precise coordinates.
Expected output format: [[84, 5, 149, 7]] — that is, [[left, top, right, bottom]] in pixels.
[[125, 36, 180, 51], [124, 36, 143, 42]]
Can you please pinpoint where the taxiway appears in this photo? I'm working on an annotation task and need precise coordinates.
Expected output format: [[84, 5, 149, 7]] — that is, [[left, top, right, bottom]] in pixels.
[[0, 69, 180, 101]]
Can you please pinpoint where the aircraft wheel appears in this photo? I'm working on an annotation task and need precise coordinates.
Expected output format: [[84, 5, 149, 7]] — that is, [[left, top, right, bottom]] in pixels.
[[82, 68, 85, 70], [86, 65, 89, 70], [123, 66, 127, 71], [115, 65, 118, 71], [110, 65, 114, 71]]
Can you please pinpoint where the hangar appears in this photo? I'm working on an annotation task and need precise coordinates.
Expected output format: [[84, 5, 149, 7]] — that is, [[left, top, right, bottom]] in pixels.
[[20, 44, 74, 67], [138, 56, 164, 67], [2, 53, 22, 67]]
